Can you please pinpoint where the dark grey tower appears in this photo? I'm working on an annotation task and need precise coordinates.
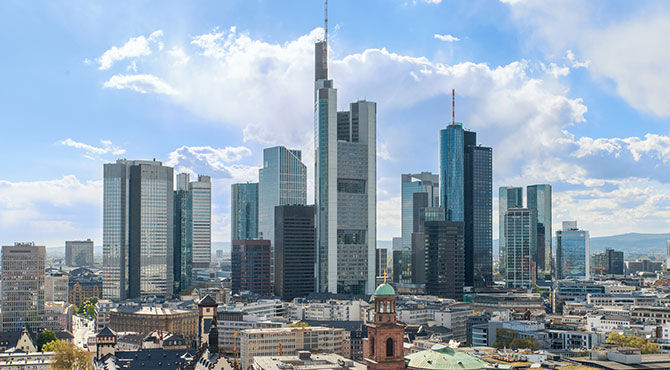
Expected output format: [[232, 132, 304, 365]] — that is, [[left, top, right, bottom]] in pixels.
[[425, 220, 464, 300], [498, 186, 523, 275], [274, 205, 315, 301]]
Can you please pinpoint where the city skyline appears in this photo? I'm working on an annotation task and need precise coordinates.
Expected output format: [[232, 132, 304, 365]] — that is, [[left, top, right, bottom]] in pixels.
[[3, 1, 670, 247]]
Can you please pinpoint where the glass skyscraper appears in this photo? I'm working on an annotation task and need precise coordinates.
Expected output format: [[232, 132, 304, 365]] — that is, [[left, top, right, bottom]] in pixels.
[[231, 183, 259, 241], [174, 176, 192, 294], [468, 144, 493, 287], [439, 124, 464, 222], [527, 184, 552, 280], [504, 208, 534, 289], [424, 220, 464, 300], [190, 175, 212, 270], [314, 37, 377, 294], [401, 172, 439, 249], [103, 159, 174, 300], [556, 221, 589, 280], [258, 146, 307, 277], [498, 186, 523, 275]]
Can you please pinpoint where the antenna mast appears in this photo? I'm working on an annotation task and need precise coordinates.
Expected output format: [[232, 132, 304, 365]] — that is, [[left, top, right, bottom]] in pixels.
[[452, 89, 455, 125], [324, 0, 328, 44]]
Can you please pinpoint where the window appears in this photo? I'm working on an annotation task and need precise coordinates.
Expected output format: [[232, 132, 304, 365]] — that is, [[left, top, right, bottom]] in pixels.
[[386, 338, 394, 357], [370, 337, 375, 355], [337, 179, 366, 194]]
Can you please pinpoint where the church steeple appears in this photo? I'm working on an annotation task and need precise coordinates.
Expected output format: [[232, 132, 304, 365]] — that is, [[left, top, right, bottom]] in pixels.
[[364, 283, 406, 370]]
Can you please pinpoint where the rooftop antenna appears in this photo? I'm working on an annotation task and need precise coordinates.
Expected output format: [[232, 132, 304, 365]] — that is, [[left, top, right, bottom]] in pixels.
[[452, 89, 455, 125], [324, 0, 328, 44]]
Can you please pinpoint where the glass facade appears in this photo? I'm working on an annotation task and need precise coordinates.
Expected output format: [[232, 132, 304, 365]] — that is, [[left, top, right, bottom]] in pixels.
[[498, 187, 523, 275], [2, 243, 46, 332], [65, 239, 94, 267], [174, 188, 192, 294], [103, 162, 129, 300], [439, 124, 464, 222], [505, 208, 534, 289], [527, 184, 552, 279], [424, 220, 464, 300], [190, 175, 212, 270], [470, 146, 492, 287], [556, 222, 589, 280], [231, 183, 259, 241], [401, 172, 439, 249]]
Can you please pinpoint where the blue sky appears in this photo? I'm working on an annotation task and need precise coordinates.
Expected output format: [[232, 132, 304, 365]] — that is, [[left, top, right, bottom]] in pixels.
[[1, 0, 670, 247]]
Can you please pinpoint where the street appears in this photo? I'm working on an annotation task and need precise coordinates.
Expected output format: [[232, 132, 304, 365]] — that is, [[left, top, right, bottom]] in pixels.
[[73, 315, 94, 351]]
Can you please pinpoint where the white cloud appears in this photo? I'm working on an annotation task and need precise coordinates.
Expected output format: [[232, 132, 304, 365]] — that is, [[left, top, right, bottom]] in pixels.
[[434, 34, 459, 42], [103, 74, 177, 95], [97, 30, 163, 70], [60, 138, 125, 156], [166, 145, 257, 181]]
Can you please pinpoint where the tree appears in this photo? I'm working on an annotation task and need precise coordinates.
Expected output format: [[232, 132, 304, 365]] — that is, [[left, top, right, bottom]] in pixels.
[[37, 330, 57, 352], [47, 340, 92, 370], [77, 297, 99, 320], [606, 332, 659, 354], [42, 340, 59, 352]]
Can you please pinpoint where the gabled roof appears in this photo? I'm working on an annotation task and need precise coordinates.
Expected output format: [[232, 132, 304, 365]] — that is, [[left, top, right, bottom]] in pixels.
[[97, 326, 116, 338], [199, 295, 217, 306]]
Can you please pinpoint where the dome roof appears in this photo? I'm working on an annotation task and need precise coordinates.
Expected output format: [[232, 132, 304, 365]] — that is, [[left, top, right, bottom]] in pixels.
[[374, 283, 396, 296], [404, 344, 499, 370]]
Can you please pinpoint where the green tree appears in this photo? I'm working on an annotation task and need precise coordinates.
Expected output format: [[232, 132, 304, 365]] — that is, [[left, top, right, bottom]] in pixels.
[[606, 332, 659, 354], [42, 340, 59, 352], [37, 330, 57, 352], [77, 297, 99, 320], [48, 340, 92, 370]]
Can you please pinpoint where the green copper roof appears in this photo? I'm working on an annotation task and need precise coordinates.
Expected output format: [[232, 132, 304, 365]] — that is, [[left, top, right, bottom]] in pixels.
[[404, 344, 498, 370], [374, 283, 395, 296]]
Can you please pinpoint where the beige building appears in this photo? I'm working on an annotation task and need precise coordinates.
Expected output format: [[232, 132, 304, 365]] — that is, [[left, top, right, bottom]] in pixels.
[[253, 351, 364, 370], [108, 306, 198, 341], [240, 326, 350, 369]]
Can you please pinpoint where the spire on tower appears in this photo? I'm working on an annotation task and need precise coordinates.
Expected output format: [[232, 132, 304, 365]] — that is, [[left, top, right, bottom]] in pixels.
[[452, 89, 455, 125], [324, 0, 328, 44]]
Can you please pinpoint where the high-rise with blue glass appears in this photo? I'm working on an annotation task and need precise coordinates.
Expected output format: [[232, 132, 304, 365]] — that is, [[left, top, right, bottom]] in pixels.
[[556, 221, 589, 280], [231, 183, 259, 241], [440, 124, 464, 222], [401, 172, 439, 249], [314, 28, 376, 294], [527, 184, 552, 280]]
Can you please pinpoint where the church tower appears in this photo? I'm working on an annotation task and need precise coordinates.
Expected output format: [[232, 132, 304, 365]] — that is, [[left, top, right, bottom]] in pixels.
[[198, 295, 218, 348], [364, 283, 406, 370]]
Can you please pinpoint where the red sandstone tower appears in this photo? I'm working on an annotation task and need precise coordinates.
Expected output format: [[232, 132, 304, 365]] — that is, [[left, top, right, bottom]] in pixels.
[[364, 283, 406, 370]]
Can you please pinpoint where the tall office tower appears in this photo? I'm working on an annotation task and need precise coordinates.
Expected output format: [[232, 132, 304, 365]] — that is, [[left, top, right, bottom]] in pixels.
[[439, 123, 464, 222], [190, 175, 212, 270], [504, 208, 535, 288], [314, 28, 377, 295], [231, 240, 272, 296], [174, 173, 193, 294], [424, 221, 464, 300], [274, 205, 315, 301], [527, 184, 552, 280], [556, 221, 590, 280], [392, 249, 412, 284], [376, 248, 388, 277], [464, 133, 493, 288], [65, 239, 94, 267], [591, 248, 624, 276], [401, 173, 439, 249], [411, 206, 445, 285], [498, 187, 523, 275], [2, 242, 45, 331], [103, 159, 174, 300], [231, 183, 259, 241]]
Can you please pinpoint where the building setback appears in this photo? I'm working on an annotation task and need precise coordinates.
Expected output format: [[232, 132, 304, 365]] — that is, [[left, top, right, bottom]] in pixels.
[[274, 205, 316, 301], [2, 242, 46, 332], [498, 187, 523, 275], [505, 208, 535, 289], [103, 159, 174, 300], [314, 35, 377, 295], [231, 183, 259, 241], [232, 240, 272, 296], [65, 239, 94, 267], [424, 220, 464, 300], [411, 206, 445, 285], [401, 173, 439, 250]]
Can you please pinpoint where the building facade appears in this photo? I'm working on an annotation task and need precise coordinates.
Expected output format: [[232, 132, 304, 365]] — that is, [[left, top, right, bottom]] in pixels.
[[504, 208, 535, 289], [108, 306, 198, 342], [465, 137, 492, 287], [1, 243, 46, 332], [556, 221, 590, 280], [498, 187, 523, 275], [363, 284, 405, 370], [274, 205, 316, 301], [314, 36, 377, 295], [65, 239, 94, 267], [190, 175, 212, 270], [232, 240, 272, 296], [424, 220, 464, 300], [527, 184, 552, 280], [439, 123, 464, 222], [401, 173, 439, 250], [411, 206, 445, 285], [103, 159, 174, 300], [591, 248, 624, 276], [231, 183, 259, 241], [376, 248, 388, 278], [392, 249, 412, 285], [174, 174, 192, 294]]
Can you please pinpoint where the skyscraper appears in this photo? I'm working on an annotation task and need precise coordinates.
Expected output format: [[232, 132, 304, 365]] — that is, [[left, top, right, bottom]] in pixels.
[[424, 220, 464, 300], [274, 205, 315, 301], [190, 175, 212, 270], [65, 239, 94, 267], [411, 206, 445, 285], [231, 239, 272, 296], [439, 124, 464, 222], [2, 242, 45, 332], [174, 173, 192, 294], [314, 28, 376, 294], [401, 173, 439, 249], [376, 248, 388, 278], [392, 249, 412, 284], [527, 184, 552, 280], [556, 221, 589, 280], [103, 159, 174, 300], [231, 183, 259, 241], [465, 134, 493, 287], [498, 187, 523, 275], [504, 208, 534, 289]]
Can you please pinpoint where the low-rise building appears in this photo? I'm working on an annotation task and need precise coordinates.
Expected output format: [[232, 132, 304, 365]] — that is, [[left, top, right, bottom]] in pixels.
[[547, 330, 599, 350], [252, 351, 365, 370], [108, 305, 198, 341], [68, 268, 102, 307]]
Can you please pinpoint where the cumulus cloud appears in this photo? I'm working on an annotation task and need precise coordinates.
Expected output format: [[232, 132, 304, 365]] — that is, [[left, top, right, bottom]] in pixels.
[[166, 145, 257, 181], [434, 34, 460, 42], [60, 138, 125, 156], [103, 74, 177, 95], [97, 30, 163, 70]]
